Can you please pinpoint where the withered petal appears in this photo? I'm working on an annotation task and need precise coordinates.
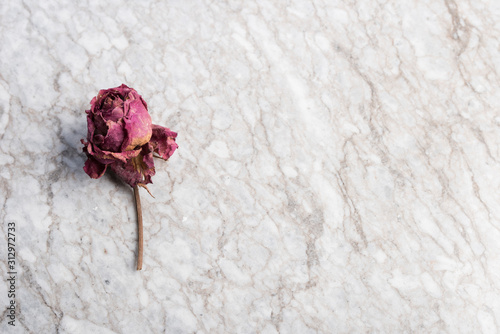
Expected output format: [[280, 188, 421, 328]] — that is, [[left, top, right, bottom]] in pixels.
[[150, 124, 178, 160], [83, 156, 107, 179], [109, 144, 155, 187], [100, 120, 125, 152], [122, 99, 152, 151]]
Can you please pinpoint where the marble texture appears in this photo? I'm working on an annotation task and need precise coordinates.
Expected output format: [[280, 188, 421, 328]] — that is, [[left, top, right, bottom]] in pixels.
[[1, 0, 500, 332]]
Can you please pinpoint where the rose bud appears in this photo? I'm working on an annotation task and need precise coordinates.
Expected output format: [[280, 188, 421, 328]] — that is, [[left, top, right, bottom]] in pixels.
[[81, 84, 178, 270], [82, 84, 179, 187]]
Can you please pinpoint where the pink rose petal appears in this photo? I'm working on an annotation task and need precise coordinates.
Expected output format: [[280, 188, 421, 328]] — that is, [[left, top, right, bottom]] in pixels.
[[150, 125, 178, 160]]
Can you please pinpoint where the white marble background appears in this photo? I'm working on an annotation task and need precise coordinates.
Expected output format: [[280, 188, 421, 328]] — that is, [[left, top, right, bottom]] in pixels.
[[1, 0, 500, 333]]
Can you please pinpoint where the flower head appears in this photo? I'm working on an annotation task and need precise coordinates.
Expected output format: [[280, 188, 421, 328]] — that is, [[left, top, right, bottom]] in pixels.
[[82, 84, 177, 187]]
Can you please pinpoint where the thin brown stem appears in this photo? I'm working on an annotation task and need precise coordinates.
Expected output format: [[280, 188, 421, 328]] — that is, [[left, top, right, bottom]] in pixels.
[[134, 185, 143, 270]]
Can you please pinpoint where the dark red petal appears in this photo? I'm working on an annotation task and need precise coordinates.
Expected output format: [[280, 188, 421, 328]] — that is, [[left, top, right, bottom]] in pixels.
[[91, 113, 108, 137], [105, 106, 124, 122], [100, 120, 125, 152], [93, 134, 105, 146], [121, 99, 152, 151], [109, 144, 155, 187], [91, 144, 141, 164], [150, 125, 178, 160], [83, 157, 107, 179]]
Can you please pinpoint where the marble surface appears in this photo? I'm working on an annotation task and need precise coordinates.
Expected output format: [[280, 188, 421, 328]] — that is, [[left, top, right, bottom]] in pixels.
[[1, 0, 500, 333]]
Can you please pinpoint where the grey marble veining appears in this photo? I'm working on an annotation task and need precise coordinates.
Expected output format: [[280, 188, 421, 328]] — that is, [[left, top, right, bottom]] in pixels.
[[1, 0, 500, 333]]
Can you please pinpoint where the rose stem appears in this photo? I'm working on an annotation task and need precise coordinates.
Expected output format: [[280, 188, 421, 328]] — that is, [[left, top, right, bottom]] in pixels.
[[134, 185, 143, 270]]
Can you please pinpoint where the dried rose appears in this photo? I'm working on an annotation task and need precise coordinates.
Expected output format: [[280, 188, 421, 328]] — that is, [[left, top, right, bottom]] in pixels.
[[81, 84, 178, 187], [81, 84, 178, 270]]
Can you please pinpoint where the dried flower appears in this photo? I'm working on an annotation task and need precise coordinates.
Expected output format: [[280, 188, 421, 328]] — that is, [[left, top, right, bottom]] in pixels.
[[81, 84, 178, 187], [81, 84, 178, 270]]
